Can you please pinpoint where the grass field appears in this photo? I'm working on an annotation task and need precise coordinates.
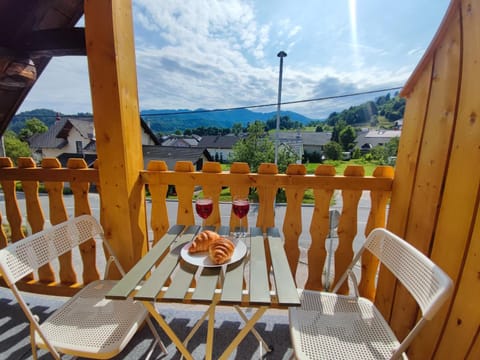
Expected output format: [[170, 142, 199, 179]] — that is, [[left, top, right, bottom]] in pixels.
[[199, 160, 385, 204]]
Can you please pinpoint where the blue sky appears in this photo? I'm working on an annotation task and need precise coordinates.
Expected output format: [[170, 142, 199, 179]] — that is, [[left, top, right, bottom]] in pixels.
[[19, 0, 451, 119]]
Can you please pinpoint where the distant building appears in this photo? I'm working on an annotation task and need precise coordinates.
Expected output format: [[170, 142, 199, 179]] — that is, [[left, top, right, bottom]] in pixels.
[[28, 116, 159, 165], [160, 135, 201, 147], [196, 135, 240, 162], [270, 131, 332, 160], [142, 145, 212, 170], [356, 129, 401, 152]]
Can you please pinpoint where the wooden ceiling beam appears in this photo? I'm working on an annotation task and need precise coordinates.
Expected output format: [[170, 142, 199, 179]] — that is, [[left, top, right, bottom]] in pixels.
[[0, 28, 86, 58], [22, 28, 86, 57]]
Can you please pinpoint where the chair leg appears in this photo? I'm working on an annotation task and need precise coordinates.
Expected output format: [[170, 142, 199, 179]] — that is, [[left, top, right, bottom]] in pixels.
[[30, 322, 38, 360], [145, 316, 168, 357]]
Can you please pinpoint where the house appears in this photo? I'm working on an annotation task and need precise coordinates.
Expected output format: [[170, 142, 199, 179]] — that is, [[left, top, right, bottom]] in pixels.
[[196, 135, 240, 162], [270, 131, 332, 160], [356, 129, 401, 152], [160, 135, 200, 147], [142, 145, 212, 170], [28, 116, 159, 163]]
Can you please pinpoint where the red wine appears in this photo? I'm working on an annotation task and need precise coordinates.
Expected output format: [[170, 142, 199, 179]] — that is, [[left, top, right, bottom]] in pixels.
[[232, 200, 249, 219], [196, 199, 213, 219]]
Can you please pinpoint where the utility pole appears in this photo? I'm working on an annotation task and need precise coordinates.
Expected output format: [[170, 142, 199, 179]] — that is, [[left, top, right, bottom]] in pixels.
[[274, 51, 287, 165]]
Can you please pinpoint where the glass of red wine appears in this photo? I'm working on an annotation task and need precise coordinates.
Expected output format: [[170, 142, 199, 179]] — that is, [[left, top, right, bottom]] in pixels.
[[195, 196, 213, 228], [232, 195, 250, 237]]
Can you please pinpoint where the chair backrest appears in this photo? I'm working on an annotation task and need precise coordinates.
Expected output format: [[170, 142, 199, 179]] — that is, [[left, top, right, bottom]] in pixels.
[[365, 228, 453, 320], [0, 215, 104, 286]]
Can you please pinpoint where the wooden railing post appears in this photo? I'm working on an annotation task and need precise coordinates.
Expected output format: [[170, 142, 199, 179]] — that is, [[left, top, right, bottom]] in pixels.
[[42, 158, 76, 285], [284, 164, 307, 277], [147, 161, 169, 244], [305, 164, 336, 290], [18, 157, 55, 283], [174, 161, 195, 226], [0, 157, 24, 246], [67, 158, 100, 284], [360, 166, 394, 299], [256, 163, 278, 232], [335, 165, 364, 294], [201, 162, 222, 228], [229, 162, 251, 231]]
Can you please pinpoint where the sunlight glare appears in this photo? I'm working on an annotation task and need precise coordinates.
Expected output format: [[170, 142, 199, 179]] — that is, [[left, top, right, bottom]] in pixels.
[[349, 0, 360, 69]]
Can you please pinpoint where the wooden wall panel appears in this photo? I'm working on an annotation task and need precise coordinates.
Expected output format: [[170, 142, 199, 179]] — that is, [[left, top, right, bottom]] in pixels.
[[377, 62, 433, 318], [434, 193, 479, 359], [390, 8, 462, 340], [408, 0, 480, 357]]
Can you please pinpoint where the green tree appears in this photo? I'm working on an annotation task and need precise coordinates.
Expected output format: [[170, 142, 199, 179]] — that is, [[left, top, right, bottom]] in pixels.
[[18, 117, 48, 141], [338, 125, 356, 151], [323, 141, 343, 160], [232, 122, 243, 136], [4, 130, 31, 164], [231, 121, 273, 172]]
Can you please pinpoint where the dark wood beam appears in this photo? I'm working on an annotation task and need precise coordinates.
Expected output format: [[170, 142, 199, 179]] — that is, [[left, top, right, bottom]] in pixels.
[[22, 28, 86, 57]]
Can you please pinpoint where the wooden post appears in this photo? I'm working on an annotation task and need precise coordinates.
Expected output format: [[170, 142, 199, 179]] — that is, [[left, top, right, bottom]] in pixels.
[[84, 0, 148, 271]]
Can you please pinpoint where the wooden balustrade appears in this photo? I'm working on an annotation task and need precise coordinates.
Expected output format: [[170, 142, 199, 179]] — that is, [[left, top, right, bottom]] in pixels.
[[0, 157, 393, 299]]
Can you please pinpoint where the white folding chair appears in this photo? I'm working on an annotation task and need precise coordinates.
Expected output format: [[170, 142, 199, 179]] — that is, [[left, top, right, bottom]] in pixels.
[[0, 215, 167, 359], [289, 228, 453, 360]]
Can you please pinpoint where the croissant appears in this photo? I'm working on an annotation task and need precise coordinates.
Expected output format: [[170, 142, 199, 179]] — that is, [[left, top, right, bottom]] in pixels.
[[208, 237, 235, 264], [188, 230, 220, 253]]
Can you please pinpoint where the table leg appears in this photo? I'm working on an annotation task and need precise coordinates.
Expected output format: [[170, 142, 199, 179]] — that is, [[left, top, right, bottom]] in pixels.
[[233, 305, 271, 352], [206, 301, 216, 360], [142, 301, 194, 360], [218, 306, 268, 360]]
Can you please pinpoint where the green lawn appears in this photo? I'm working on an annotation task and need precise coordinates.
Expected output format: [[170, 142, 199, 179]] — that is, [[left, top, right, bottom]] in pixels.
[[169, 160, 387, 204], [305, 159, 379, 176]]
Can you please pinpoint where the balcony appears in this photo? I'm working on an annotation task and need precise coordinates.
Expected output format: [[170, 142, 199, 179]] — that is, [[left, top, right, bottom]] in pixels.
[[0, 0, 479, 358]]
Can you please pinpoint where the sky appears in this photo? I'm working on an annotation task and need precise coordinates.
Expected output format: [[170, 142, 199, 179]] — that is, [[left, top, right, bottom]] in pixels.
[[19, 0, 451, 120]]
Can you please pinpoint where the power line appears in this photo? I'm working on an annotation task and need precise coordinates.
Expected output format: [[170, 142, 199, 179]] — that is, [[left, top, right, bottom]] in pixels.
[[139, 86, 402, 117], [14, 86, 402, 119]]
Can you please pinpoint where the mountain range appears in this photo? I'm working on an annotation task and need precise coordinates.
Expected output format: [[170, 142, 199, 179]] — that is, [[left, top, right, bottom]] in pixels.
[[140, 108, 319, 133], [9, 108, 320, 134]]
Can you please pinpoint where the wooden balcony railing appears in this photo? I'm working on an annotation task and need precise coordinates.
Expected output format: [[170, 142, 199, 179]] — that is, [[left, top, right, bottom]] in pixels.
[[0, 157, 393, 300]]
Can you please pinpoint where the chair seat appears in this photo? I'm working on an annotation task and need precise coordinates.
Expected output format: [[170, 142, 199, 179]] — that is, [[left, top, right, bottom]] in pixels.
[[35, 280, 148, 359], [289, 290, 407, 360]]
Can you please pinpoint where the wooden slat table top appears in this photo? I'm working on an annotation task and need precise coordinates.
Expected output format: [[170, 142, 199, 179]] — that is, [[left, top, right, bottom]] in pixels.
[[106, 225, 184, 300], [109, 224, 298, 308], [248, 227, 271, 304], [267, 228, 301, 306], [135, 226, 198, 301], [191, 226, 230, 302]]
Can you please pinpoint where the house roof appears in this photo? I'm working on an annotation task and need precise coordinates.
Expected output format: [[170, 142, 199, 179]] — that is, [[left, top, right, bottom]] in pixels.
[[142, 145, 213, 170], [28, 118, 94, 150], [356, 130, 401, 148], [29, 116, 158, 149], [0, 1, 85, 136], [197, 135, 240, 149], [161, 136, 199, 147], [269, 131, 332, 146]]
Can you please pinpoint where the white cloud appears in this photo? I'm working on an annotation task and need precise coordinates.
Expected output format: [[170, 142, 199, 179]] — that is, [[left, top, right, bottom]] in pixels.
[[18, 0, 450, 120]]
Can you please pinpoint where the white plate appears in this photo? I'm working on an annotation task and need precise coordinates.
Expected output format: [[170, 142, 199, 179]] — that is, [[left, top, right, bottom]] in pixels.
[[180, 239, 247, 267]]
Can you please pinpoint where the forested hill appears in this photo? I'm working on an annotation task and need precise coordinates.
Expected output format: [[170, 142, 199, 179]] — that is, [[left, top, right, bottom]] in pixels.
[[9, 93, 405, 134], [323, 93, 405, 128], [8, 108, 316, 134], [139, 108, 315, 133]]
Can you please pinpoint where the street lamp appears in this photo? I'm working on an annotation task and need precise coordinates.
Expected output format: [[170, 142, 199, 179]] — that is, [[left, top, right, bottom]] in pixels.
[[274, 51, 287, 165]]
